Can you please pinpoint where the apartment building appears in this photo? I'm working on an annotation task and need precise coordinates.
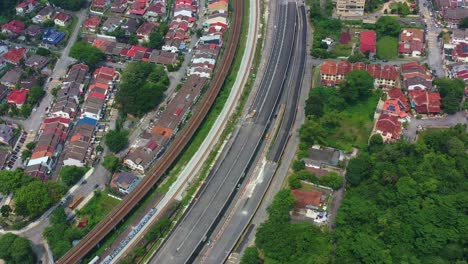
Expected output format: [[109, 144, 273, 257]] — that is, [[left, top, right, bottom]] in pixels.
[[336, 0, 365, 18]]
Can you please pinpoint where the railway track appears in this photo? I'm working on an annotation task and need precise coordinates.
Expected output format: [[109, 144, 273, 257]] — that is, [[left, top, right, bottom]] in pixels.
[[57, 0, 243, 262]]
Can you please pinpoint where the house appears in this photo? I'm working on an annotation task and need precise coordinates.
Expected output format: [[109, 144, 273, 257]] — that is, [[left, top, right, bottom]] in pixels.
[[409, 90, 442, 114], [129, 0, 148, 15], [111, 171, 140, 194], [121, 18, 140, 35], [208, 0, 228, 14], [401, 62, 433, 90], [381, 98, 408, 118], [124, 134, 169, 172], [366, 64, 399, 88], [25, 55, 49, 70], [54, 12, 71, 27], [24, 24, 42, 38], [62, 121, 95, 167], [1, 68, 23, 88], [442, 8, 468, 28], [102, 16, 123, 32], [303, 145, 342, 169], [375, 114, 402, 142], [399, 28, 425, 56], [42, 28, 65, 45], [32, 6, 55, 24], [25, 163, 48, 181], [291, 189, 328, 223], [93, 66, 119, 82], [174, 6, 193, 17], [50, 96, 78, 118], [2, 47, 27, 65], [199, 35, 222, 46], [145, 3, 165, 21], [0, 124, 14, 145], [452, 42, 468, 62], [451, 29, 468, 44], [149, 50, 177, 65], [27, 122, 68, 168], [83, 16, 102, 32], [7, 89, 28, 108], [136, 22, 156, 41], [0, 85, 10, 102], [205, 13, 228, 27], [20, 75, 39, 90], [91, 0, 107, 12], [360, 31, 376, 54], [2, 20, 25, 35], [16, 0, 39, 15], [111, 0, 128, 13]]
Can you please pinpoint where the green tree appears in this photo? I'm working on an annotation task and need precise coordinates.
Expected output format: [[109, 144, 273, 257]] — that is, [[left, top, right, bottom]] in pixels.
[[288, 174, 302, 189], [346, 153, 372, 186], [49, 0, 85, 11], [434, 78, 465, 114], [70, 41, 105, 66], [459, 17, 468, 29], [375, 16, 402, 38], [318, 172, 343, 190], [240, 247, 260, 264], [60, 166, 88, 187], [102, 155, 120, 172], [368, 134, 383, 152], [36, 47, 51, 56], [148, 31, 164, 49], [21, 149, 32, 162], [144, 217, 171, 241], [339, 70, 374, 105], [14, 181, 54, 217], [105, 130, 129, 153], [0, 205, 12, 217], [0, 233, 36, 264], [0, 170, 34, 194], [27, 86, 46, 105], [26, 142, 36, 150]]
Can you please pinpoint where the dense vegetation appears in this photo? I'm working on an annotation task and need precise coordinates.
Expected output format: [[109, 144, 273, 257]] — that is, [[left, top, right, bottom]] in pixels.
[[59, 166, 89, 187], [102, 155, 121, 172], [375, 16, 402, 39], [0, 170, 65, 218], [434, 78, 465, 114], [289, 170, 343, 190], [49, 0, 86, 11], [70, 41, 106, 67], [0, 233, 36, 264], [105, 129, 129, 153], [459, 17, 468, 29], [44, 207, 83, 258], [300, 71, 378, 152], [255, 189, 333, 263], [148, 22, 169, 49], [336, 125, 467, 263], [115, 62, 170, 117], [310, 0, 343, 59]]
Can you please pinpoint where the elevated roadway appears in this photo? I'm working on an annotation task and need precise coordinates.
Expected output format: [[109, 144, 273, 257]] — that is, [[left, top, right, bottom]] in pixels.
[[149, 0, 298, 263], [197, 2, 307, 263]]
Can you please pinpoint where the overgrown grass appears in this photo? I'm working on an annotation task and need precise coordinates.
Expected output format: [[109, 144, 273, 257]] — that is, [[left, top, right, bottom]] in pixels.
[[324, 93, 380, 151], [76, 190, 121, 230], [376, 36, 398, 60]]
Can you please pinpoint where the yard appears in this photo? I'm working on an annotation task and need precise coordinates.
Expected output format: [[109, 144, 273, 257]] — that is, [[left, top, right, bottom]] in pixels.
[[377, 36, 398, 60], [323, 93, 380, 151], [76, 190, 121, 230]]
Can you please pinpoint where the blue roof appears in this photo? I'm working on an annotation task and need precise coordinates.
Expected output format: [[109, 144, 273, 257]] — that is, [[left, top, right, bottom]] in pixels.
[[42, 28, 65, 45], [77, 117, 98, 127]]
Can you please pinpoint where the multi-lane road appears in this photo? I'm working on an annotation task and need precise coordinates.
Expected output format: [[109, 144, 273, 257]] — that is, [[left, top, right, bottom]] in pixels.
[[149, 1, 301, 263]]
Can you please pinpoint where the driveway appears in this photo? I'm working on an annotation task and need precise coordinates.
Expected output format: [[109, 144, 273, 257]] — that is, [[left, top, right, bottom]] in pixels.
[[403, 112, 467, 142]]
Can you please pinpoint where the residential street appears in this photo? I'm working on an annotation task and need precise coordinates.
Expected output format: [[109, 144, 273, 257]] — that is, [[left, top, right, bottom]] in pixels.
[[403, 112, 467, 142]]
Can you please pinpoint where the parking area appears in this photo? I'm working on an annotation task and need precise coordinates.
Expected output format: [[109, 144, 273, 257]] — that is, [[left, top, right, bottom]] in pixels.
[[403, 112, 467, 142]]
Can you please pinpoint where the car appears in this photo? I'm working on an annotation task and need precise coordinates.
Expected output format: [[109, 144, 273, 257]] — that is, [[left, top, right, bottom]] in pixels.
[[22, 131, 27, 135], [94, 184, 99, 189], [15, 147, 20, 151], [32, 108, 37, 112], [12, 151, 17, 155], [12, 155, 17, 159], [81, 180, 87, 185]]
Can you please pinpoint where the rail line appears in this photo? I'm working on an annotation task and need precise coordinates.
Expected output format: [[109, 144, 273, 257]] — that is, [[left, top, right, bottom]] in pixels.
[[57, 0, 243, 262]]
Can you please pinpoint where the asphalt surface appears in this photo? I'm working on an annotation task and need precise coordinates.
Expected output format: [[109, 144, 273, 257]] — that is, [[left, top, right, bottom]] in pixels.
[[196, 3, 307, 263], [149, 1, 297, 263], [419, 0, 445, 77]]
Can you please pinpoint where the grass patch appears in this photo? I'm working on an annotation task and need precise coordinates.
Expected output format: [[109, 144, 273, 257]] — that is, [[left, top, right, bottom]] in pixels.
[[324, 93, 380, 151], [333, 43, 352, 57], [376, 36, 398, 60], [76, 190, 121, 230]]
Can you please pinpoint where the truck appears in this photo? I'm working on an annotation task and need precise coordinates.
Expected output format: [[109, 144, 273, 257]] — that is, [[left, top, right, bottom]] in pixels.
[[68, 195, 83, 210]]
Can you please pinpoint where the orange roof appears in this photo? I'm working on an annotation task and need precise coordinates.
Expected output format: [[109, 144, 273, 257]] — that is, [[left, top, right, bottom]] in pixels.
[[208, 0, 228, 9], [291, 189, 323, 208], [31, 150, 53, 159]]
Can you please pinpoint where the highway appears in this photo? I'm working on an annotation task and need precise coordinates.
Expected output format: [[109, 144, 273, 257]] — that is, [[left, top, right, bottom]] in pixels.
[[196, 2, 307, 263], [149, 1, 297, 263]]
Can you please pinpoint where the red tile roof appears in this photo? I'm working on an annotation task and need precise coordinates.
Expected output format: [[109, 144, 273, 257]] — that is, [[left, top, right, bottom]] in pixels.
[[7, 89, 28, 105], [409, 90, 441, 114], [291, 189, 324, 208], [2, 47, 27, 64], [340, 32, 351, 44], [360, 31, 376, 53], [55, 12, 71, 23], [136, 22, 156, 37], [93, 66, 117, 81], [376, 114, 401, 140], [88, 91, 106, 100], [2, 20, 25, 34], [84, 16, 102, 30]]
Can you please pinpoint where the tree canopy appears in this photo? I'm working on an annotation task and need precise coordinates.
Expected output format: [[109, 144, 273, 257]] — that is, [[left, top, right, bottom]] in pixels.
[[102, 155, 121, 172], [105, 130, 129, 153], [434, 78, 465, 114], [336, 125, 468, 263], [115, 62, 169, 117], [0, 233, 36, 264], [458, 17, 468, 29], [240, 247, 260, 264], [375, 16, 402, 38], [254, 189, 333, 263], [59, 166, 89, 187], [339, 70, 374, 105], [49, 0, 86, 11], [70, 41, 105, 66]]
